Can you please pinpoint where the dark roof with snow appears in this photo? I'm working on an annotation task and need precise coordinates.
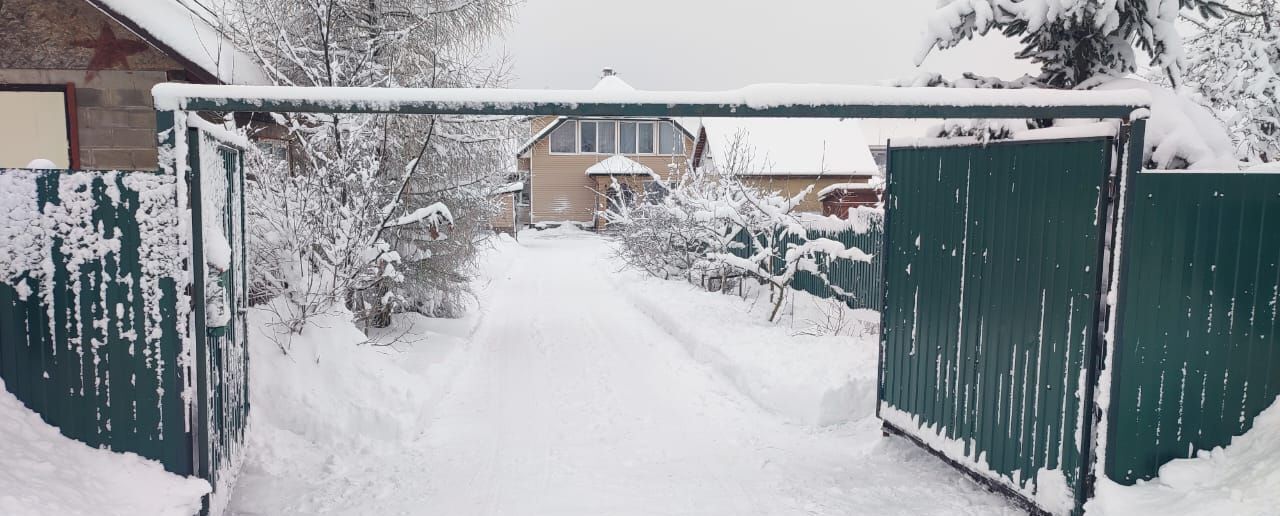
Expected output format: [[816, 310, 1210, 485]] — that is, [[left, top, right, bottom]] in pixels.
[[87, 0, 269, 85]]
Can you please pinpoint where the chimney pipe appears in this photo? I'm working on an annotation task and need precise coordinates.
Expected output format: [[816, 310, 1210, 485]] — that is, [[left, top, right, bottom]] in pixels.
[[602, 67, 616, 77]]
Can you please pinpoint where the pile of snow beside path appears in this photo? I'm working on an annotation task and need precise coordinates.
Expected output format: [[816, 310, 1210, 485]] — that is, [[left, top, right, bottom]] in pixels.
[[0, 381, 208, 516], [613, 274, 879, 426], [1085, 395, 1280, 516], [230, 302, 480, 509]]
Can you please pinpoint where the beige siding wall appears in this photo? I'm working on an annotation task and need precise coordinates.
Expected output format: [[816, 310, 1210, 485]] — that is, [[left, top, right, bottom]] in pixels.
[[743, 175, 874, 214], [528, 119, 693, 225]]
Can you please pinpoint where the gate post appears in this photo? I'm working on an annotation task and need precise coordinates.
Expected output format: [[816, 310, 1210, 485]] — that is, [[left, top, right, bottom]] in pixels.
[[1079, 116, 1146, 508]]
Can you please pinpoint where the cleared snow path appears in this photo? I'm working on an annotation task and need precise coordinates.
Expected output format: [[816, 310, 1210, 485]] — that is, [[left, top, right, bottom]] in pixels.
[[231, 230, 1016, 515]]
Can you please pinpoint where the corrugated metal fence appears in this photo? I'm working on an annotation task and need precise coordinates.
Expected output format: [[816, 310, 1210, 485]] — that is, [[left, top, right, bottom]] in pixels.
[[879, 137, 1115, 514], [730, 214, 884, 310], [0, 127, 250, 515], [1105, 170, 1280, 484], [0, 169, 192, 473]]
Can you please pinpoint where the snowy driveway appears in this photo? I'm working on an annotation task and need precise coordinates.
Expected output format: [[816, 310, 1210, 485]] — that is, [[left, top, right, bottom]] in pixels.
[[230, 230, 1016, 515]]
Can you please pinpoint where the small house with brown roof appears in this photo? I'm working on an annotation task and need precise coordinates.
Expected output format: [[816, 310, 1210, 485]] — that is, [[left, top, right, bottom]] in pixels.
[[691, 118, 882, 214]]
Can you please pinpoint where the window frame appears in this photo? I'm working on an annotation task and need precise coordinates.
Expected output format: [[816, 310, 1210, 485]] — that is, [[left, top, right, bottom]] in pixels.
[[544, 118, 686, 156], [548, 120, 578, 154], [0, 83, 80, 168]]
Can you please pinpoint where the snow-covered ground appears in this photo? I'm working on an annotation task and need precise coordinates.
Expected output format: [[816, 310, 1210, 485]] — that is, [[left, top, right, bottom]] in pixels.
[[0, 382, 209, 516], [1086, 395, 1280, 516], [228, 228, 1016, 515]]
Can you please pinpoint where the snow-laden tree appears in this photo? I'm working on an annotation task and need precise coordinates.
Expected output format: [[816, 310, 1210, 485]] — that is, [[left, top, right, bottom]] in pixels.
[[917, 0, 1237, 88], [1180, 0, 1279, 163], [913, 0, 1245, 169], [223, 0, 518, 332], [604, 132, 872, 322]]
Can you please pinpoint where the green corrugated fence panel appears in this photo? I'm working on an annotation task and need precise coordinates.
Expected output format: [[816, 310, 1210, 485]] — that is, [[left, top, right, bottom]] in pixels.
[[728, 220, 885, 310], [0, 169, 191, 476], [881, 137, 1113, 513], [197, 135, 251, 513], [1106, 171, 1280, 484]]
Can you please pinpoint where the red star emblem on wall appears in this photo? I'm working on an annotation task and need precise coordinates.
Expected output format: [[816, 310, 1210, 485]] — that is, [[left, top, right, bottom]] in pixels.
[[72, 23, 150, 78]]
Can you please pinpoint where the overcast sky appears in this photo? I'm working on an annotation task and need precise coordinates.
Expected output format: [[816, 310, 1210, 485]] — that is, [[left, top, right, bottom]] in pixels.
[[490, 0, 1038, 90]]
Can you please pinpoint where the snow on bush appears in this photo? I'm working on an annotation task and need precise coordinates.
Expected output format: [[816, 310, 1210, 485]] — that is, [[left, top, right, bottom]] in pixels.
[[0, 380, 209, 516], [603, 132, 875, 321], [1085, 395, 1280, 516]]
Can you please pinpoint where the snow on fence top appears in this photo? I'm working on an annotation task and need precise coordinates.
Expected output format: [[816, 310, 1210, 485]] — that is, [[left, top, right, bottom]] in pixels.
[[152, 83, 1152, 119]]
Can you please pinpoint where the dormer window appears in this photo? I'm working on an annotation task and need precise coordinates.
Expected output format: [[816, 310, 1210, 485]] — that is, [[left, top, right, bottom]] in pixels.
[[547, 119, 683, 155]]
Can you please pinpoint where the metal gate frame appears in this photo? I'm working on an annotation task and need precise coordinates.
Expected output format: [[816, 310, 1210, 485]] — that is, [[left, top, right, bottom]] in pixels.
[[875, 130, 1141, 515], [150, 83, 1151, 515]]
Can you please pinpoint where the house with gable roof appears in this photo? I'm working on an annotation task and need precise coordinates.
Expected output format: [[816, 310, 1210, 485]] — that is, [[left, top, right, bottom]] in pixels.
[[498, 69, 884, 232], [511, 68, 697, 229], [0, 0, 269, 169]]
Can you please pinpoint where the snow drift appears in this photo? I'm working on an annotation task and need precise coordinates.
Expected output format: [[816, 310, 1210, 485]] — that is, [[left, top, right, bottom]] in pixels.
[[1086, 396, 1280, 516], [0, 381, 209, 516]]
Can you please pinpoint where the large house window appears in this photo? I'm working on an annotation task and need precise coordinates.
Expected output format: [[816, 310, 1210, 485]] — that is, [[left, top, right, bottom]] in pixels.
[[637, 122, 654, 153], [598, 122, 616, 154], [579, 120, 598, 152], [549, 120, 576, 153], [548, 119, 684, 155], [619, 122, 637, 154], [658, 122, 683, 154]]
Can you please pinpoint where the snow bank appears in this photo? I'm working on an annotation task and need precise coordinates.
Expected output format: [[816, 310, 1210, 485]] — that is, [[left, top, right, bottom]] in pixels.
[[1085, 396, 1280, 516], [611, 273, 880, 426], [0, 380, 209, 516], [229, 300, 480, 513]]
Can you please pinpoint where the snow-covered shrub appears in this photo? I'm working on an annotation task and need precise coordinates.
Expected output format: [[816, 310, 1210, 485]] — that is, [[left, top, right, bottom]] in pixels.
[[604, 132, 872, 322], [224, 0, 517, 332]]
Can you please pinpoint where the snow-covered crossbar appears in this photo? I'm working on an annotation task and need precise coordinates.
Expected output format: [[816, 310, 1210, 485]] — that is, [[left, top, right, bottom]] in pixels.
[[153, 83, 1152, 119]]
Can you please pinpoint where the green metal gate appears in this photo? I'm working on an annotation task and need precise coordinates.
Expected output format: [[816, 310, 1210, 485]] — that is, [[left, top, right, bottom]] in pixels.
[[0, 169, 191, 474], [1105, 170, 1280, 484], [0, 125, 249, 515], [879, 137, 1114, 514], [190, 128, 251, 515]]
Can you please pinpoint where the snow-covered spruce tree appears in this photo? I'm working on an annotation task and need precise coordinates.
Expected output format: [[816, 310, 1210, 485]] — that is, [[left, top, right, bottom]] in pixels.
[[914, 0, 1243, 169], [1180, 1, 1279, 163], [603, 132, 872, 323], [918, 0, 1236, 88], [224, 0, 517, 333]]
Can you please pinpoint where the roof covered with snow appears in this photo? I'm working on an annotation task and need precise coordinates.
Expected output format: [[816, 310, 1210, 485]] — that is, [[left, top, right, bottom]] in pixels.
[[90, 0, 269, 85], [593, 71, 635, 92], [697, 118, 881, 176], [586, 155, 654, 176]]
